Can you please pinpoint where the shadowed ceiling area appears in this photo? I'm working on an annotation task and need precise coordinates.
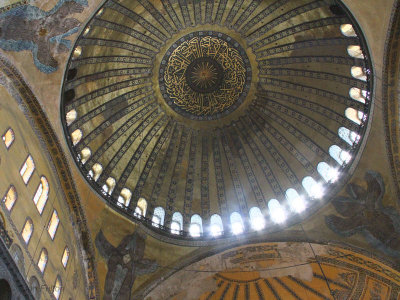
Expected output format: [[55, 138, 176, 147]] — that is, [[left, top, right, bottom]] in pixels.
[[61, 0, 372, 239]]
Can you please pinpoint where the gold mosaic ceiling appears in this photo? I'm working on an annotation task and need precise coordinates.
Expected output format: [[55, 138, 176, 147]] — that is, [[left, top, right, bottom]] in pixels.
[[61, 0, 372, 238]]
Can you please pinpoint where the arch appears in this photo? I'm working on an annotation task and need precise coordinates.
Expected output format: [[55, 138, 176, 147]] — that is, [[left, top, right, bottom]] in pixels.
[[210, 214, 223, 236], [61, 246, 69, 268], [90, 163, 103, 181], [329, 145, 351, 166], [286, 188, 306, 213], [102, 177, 115, 195], [249, 207, 265, 230], [80, 147, 91, 164], [340, 24, 356, 37], [349, 87, 367, 103], [10, 244, 25, 275], [338, 127, 360, 146], [33, 176, 49, 214], [37, 248, 48, 273], [302, 176, 324, 199], [230, 212, 244, 235], [0, 279, 12, 300], [29, 276, 40, 299], [152, 207, 165, 227], [347, 45, 364, 59], [73, 46, 82, 58], [65, 109, 77, 125], [47, 210, 60, 240], [67, 68, 77, 81], [189, 214, 203, 237], [20, 155, 35, 184], [3, 185, 17, 211], [345, 107, 364, 125], [53, 276, 62, 299], [318, 162, 340, 183], [21, 218, 33, 244], [171, 212, 183, 234], [268, 199, 286, 224], [117, 188, 131, 207], [71, 129, 82, 145], [2, 128, 14, 149], [135, 198, 147, 217], [351, 66, 367, 81]]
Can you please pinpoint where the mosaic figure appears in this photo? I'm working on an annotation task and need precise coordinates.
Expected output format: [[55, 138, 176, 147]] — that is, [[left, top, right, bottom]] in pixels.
[[326, 170, 400, 258], [95, 230, 158, 300], [0, 0, 87, 73]]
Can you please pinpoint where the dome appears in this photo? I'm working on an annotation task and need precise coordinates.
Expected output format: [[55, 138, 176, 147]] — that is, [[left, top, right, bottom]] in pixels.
[[61, 0, 372, 240]]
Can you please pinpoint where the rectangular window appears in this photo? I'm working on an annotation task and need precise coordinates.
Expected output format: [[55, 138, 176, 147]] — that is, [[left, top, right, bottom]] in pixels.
[[47, 210, 59, 240]]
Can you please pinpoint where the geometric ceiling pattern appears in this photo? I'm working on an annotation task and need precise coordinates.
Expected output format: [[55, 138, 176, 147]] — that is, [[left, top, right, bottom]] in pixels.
[[61, 0, 372, 239]]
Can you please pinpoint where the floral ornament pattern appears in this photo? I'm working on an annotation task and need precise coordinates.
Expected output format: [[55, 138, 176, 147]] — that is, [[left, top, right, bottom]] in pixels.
[[0, 0, 87, 73], [326, 170, 400, 258]]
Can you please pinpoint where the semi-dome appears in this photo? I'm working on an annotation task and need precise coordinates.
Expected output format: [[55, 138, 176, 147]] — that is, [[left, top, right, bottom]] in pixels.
[[61, 0, 372, 240]]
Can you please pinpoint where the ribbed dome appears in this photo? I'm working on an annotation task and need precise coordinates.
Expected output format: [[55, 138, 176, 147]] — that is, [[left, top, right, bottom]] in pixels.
[[61, 0, 372, 239]]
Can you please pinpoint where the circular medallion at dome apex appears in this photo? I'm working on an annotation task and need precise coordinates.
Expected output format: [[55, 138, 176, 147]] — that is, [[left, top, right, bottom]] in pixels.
[[160, 32, 251, 120], [61, 0, 373, 243]]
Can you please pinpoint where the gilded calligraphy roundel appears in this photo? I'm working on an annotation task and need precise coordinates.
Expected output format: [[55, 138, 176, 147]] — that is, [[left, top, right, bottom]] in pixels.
[[159, 31, 252, 120]]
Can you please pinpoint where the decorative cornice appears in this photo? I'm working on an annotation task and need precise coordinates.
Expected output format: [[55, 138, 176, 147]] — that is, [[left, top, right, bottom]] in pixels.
[[382, 0, 400, 201]]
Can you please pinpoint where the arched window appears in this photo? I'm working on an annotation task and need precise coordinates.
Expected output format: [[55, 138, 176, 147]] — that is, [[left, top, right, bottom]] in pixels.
[[29, 277, 40, 299], [73, 46, 82, 58], [268, 199, 286, 224], [249, 207, 265, 230], [351, 66, 367, 81], [21, 218, 33, 244], [152, 207, 165, 227], [83, 26, 91, 36], [329, 145, 351, 166], [66, 109, 77, 126], [171, 212, 183, 234], [71, 129, 83, 145], [102, 177, 115, 195], [317, 162, 339, 183], [2, 128, 14, 149], [10, 244, 25, 275], [338, 127, 360, 146], [135, 198, 147, 217], [347, 45, 364, 59], [53, 276, 62, 299], [3, 186, 17, 211], [286, 188, 306, 213], [340, 24, 356, 37], [345, 108, 364, 125], [0, 279, 11, 300], [349, 87, 367, 103], [80, 147, 91, 164], [61, 246, 69, 268], [33, 176, 49, 214], [302, 176, 324, 199], [20, 155, 35, 184], [117, 188, 131, 207], [37, 248, 48, 273], [210, 214, 223, 236], [47, 210, 60, 240], [89, 163, 103, 181], [189, 214, 203, 237], [230, 212, 244, 235]]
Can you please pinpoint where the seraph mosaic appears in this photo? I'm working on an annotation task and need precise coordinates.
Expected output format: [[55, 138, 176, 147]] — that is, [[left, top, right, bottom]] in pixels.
[[95, 230, 158, 300], [326, 170, 400, 258], [0, 0, 87, 73]]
